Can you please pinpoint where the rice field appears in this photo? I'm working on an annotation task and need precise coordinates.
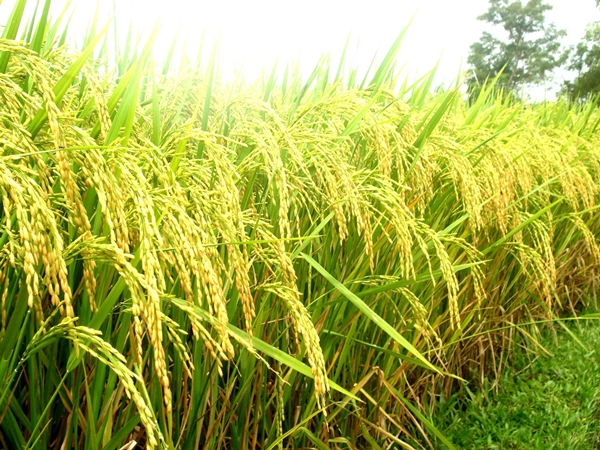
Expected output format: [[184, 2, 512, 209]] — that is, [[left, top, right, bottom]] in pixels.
[[1, 1, 600, 449]]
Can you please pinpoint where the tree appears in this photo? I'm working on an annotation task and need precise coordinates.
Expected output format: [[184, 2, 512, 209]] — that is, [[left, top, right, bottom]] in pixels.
[[468, 0, 568, 97], [563, 16, 600, 100]]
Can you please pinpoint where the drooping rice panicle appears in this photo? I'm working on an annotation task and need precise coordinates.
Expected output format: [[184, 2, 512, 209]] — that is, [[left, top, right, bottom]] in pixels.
[[0, 2, 599, 449]]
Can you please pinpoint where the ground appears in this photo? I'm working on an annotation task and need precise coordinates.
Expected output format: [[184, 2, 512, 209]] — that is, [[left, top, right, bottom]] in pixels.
[[432, 316, 600, 449]]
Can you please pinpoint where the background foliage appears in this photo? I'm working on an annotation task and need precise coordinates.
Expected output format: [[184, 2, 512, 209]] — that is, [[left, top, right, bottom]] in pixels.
[[467, 0, 567, 97]]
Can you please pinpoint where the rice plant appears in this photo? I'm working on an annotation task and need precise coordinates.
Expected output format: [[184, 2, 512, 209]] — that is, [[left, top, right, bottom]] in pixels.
[[0, 1, 599, 449]]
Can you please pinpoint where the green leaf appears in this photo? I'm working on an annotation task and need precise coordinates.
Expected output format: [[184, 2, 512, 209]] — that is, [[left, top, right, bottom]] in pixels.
[[300, 253, 441, 373], [0, 0, 28, 73]]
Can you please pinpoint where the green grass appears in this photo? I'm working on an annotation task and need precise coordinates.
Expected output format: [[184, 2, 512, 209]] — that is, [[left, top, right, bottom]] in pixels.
[[433, 317, 600, 449]]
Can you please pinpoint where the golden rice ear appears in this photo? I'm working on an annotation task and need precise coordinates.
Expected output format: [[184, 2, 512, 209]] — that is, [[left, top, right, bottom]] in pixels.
[[60, 321, 165, 449], [2, 3, 600, 447]]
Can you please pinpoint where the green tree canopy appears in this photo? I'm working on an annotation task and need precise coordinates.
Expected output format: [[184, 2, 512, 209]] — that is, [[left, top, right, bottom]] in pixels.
[[563, 4, 600, 101], [468, 0, 567, 97]]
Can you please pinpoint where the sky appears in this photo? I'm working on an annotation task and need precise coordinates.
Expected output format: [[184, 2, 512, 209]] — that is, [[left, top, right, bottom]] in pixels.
[[1, 0, 599, 97]]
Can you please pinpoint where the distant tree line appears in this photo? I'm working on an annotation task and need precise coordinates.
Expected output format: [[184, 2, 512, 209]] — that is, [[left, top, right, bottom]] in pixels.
[[468, 0, 600, 102]]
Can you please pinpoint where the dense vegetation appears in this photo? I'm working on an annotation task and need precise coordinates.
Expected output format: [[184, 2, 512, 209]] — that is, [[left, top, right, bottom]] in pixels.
[[0, 0, 599, 449]]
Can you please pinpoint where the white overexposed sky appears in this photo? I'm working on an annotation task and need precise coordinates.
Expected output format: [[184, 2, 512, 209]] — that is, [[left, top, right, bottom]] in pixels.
[[1, 0, 599, 96]]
